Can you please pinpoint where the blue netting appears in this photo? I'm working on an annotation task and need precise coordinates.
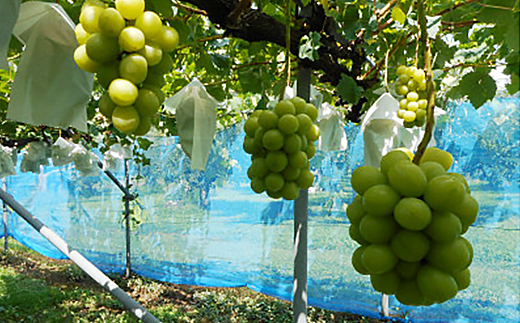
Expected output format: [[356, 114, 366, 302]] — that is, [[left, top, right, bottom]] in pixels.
[[0, 97, 518, 322]]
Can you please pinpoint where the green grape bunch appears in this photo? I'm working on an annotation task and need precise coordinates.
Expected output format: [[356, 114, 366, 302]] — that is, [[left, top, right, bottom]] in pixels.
[[394, 65, 429, 128], [347, 147, 479, 306], [243, 97, 321, 200], [73, 0, 179, 136]]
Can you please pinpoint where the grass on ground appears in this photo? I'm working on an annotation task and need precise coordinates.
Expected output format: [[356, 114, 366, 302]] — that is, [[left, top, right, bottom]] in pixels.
[[0, 239, 385, 323]]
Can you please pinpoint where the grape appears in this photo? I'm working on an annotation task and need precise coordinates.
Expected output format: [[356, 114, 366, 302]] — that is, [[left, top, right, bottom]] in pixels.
[[398, 73, 410, 84], [403, 111, 416, 122], [79, 5, 104, 34], [452, 268, 471, 291], [135, 11, 163, 39], [352, 246, 370, 275], [115, 0, 145, 20], [413, 69, 426, 83], [258, 110, 279, 129], [399, 98, 408, 110], [149, 52, 173, 74], [143, 71, 166, 88], [73, 44, 99, 73], [448, 172, 471, 193], [306, 143, 316, 159], [395, 261, 420, 280], [98, 92, 116, 118], [133, 116, 152, 136], [407, 80, 419, 91], [426, 237, 472, 273], [396, 279, 427, 306], [253, 128, 266, 148], [418, 99, 428, 110], [351, 165, 387, 195], [407, 101, 419, 112], [417, 264, 458, 304], [396, 65, 407, 75], [394, 197, 432, 231], [141, 84, 165, 104], [266, 189, 283, 199], [274, 100, 295, 116], [346, 195, 365, 225], [265, 151, 288, 172], [243, 137, 258, 155], [282, 166, 301, 181], [390, 230, 430, 262], [262, 129, 284, 151], [296, 169, 314, 190], [283, 134, 302, 154], [387, 160, 427, 197], [75, 24, 90, 45], [119, 27, 146, 52], [359, 214, 398, 243], [423, 211, 462, 242], [361, 244, 398, 274], [419, 161, 446, 181], [406, 66, 418, 78], [97, 63, 120, 89], [423, 175, 465, 211], [362, 184, 400, 217], [281, 181, 300, 200], [119, 53, 148, 84], [304, 103, 319, 122], [135, 88, 160, 116], [112, 106, 140, 133], [138, 43, 163, 66], [108, 78, 139, 106], [250, 177, 266, 194], [289, 151, 308, 169], [290, 97, 307, 114], [380, 149, 410, 175], [370, 270, 401, 295], [251, 157, 269, 179], [397, 109, 406, 119], [415, 109, 426, 126], [264, 172, 285, 192], [451, 194, 479, 233], [306, 124, 321, 142], [152, 26, 180, 52], [278, 114, 299, 134], [98, 8, 125, 37], [296, 114, 313, 135], [420, 147, 453, 171], [86, 33, 120, 63]]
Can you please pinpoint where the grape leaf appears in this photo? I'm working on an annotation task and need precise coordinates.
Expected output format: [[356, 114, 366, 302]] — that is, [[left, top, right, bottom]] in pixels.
[[392, 7, 406, 25], [506, 72, 520, 95], [337, 74, 362, 105], [458, 70, 497, 109], [147, 0, 173, 18], [238, 67, 263, 94], [299, 32, 321, 61]]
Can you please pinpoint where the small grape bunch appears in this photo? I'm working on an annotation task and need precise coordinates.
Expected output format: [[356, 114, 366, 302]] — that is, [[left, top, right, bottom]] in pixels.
[[74, 0, 179, 135], [394, 65, 429, 128], [243, 97, 321, 200], [347, 147, 479, 306]]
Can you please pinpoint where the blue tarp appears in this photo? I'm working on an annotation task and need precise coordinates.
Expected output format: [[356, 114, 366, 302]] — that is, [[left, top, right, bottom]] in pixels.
[[0, 97, 519, 322]]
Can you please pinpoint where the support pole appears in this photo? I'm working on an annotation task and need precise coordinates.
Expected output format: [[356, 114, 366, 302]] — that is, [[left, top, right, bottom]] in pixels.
[[124, 159, 131, 278], [3, 179, 8, 253], [293, 67, 311, 323], [0, 188, 161, 323], [96, 160, 135, 278]]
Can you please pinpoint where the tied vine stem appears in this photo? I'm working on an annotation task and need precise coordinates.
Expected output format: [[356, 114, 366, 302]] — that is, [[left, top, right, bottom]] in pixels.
[[279, 0, 291, 102]]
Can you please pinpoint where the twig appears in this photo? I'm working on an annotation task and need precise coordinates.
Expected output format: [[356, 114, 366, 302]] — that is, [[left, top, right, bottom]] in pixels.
[[279, 0, 292, 101], [172, 1, 208, 16], [434, 0, 478, 16], [376, 0, 400, 22]]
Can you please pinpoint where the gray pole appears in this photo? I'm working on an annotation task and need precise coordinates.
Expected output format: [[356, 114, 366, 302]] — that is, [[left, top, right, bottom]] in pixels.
[[0, 188, 161, 323], [124, 159, 131, 278], [3, 178, 7, 253], [294, 67, 311, 323]]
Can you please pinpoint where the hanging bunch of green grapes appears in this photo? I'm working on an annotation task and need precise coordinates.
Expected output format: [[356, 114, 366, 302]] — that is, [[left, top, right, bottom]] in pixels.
[[74, 0, 179, 135], [394, 65, 429, 128], [347, 147, 479, 306], [243, 97, 320, 200]]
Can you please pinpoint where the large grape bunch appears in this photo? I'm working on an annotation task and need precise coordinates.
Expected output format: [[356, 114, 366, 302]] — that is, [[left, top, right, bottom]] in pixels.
[[243, 97, 321, 200], [73, 0, 179, 135], [394, 65, 430, 128], [347, 147, 479, 306]]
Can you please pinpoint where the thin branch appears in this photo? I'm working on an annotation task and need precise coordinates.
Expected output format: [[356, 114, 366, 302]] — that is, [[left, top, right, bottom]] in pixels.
[[173, 1, 208, 16], [376, 0, 399, 22], [441, 20, 478, 29], [434, 0, 478, 16]]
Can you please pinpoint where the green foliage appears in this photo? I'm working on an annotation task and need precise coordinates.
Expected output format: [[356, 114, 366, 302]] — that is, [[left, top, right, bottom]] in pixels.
[[0, 0, 518, 164]]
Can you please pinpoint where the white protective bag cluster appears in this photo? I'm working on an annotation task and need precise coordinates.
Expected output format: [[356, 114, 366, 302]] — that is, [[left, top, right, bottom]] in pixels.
[[20, 141, 51, 174], [317, 102, 348, 152], [0, 145, 17, 178], [164, 79, 218, 170], [6, 2, 93, 132], [361, 93, 444, 167], [0, 0, 20, 70], [51, 137, 76, 167], [102, 143, 133, 172]]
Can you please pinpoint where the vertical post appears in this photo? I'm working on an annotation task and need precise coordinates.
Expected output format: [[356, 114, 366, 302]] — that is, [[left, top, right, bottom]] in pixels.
[[3, 178, 8, 253], [124, 159, 131, 278], [294, 67, 311, 323]]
